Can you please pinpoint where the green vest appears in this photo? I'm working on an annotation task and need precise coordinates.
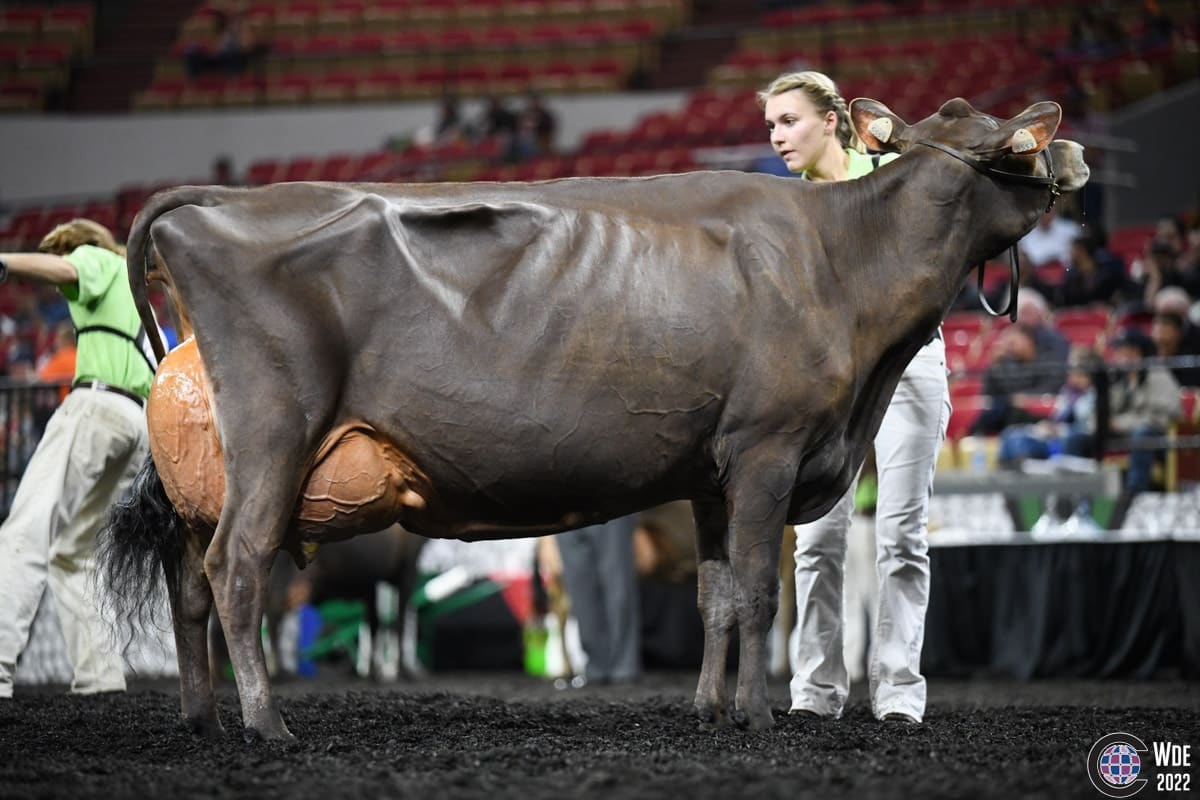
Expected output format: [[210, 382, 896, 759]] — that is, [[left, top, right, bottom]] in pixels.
[[60, 244, 154, 397]]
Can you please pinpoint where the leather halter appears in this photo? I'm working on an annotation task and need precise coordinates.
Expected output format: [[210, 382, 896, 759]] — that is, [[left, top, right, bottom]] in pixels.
[[914, 139, 1061, 322]]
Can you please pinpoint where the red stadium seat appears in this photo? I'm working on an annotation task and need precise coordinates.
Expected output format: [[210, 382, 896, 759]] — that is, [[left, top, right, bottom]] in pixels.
[[282, 157, 318, 182], [653, 147, 696, 173], [578, 58, 623, 91], [1034, 259, 1067, 288], [313, 154, 356, 182], [246, 159, 284, 185], [949, 376, 983, 400], [79, 202, 119, 232], [945, 395, 990, 441], [571, 152, 617, 176]]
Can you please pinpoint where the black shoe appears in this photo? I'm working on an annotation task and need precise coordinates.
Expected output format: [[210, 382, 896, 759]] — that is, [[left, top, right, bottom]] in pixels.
[[880, 712, 920, 726]]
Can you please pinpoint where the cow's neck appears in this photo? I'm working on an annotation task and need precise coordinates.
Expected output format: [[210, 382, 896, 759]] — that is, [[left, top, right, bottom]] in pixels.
[[810, 155, 963, 360], [815, 148, 1039, 359]]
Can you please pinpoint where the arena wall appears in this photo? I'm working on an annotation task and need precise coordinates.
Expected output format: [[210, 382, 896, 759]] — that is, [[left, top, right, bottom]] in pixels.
[[1108, 80, 1200, 226], [0, 91, 686, 207]]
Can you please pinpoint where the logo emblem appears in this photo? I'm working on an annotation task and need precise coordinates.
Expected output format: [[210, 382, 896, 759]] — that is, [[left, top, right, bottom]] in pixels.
[[1088, 733, 1149, 797]]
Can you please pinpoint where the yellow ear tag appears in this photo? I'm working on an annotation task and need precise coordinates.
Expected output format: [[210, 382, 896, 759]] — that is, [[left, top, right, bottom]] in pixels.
[[867, 117, 893, 143], [1011, 128, 1037, 153]]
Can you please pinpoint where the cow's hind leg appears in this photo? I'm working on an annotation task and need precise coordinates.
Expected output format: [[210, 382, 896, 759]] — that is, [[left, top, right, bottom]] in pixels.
[[206, 480, 303, 741], [725, 448, 791, 730], [691, 498, 736, 730], [169, 530, 224, 737]]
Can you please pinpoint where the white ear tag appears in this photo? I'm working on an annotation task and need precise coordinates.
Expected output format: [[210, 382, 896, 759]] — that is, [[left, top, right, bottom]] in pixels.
[[1011, 128, 1037, 153], [867, 117, 893, 143]]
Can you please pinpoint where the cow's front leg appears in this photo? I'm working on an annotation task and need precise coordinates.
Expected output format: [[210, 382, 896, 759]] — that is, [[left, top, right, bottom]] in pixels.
[[205, 483, 298, 742], [169, 528, 224, 738], [726, 445, 793, 730], [691, 498, 735, 730]]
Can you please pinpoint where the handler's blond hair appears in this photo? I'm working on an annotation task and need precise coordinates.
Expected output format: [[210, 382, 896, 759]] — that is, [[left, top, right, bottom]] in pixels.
[[38, 218, 125, 258], [757, 70, 866, 154]]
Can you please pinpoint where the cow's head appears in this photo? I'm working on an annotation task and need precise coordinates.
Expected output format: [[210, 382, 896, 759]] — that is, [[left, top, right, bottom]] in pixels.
[[848, 97, 1089, 194]]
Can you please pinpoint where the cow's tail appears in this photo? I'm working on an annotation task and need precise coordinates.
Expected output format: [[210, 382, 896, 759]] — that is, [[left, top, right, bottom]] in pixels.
[[125, 185, 223, 363], [96, 452, 187, 649]]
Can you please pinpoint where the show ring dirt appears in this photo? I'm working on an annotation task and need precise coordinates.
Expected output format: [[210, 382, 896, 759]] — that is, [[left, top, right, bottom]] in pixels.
[[1, 673, 1194, 799]]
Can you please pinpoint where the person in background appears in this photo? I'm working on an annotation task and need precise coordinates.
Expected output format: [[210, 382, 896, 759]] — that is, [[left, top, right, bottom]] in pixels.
[[972, 289, 1070, 434], [522, 92, 558, 155], [1151, 311, 1200, 387], [1153, 286, 1200, 354], [0, 219, 155, 700], [997, 345, 1101, 466], [1053, 228, 1129, 307], [1103, 327, 1182, 526], [760, 69, 950, 726], [433, 94, 465, 144], [210, 155, 239, 186], [553, 516, 641, 687], [1018, 208, 1081, 269], [1133, 217, 1200, 304], [473, 94, 518, 142], [36, 319, 77, 404]]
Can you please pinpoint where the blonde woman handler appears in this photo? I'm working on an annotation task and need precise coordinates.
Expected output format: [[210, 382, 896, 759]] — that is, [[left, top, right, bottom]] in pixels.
[[760, 72, 951, 725], [0, 219, 155, 698]]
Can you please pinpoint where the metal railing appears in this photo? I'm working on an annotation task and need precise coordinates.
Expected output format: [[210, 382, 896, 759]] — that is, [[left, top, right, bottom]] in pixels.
[[0, 379, 70, 520]]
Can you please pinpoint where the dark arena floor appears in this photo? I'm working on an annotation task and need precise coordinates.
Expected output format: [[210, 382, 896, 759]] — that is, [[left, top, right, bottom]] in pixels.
[[2, 672, 1196, 800]]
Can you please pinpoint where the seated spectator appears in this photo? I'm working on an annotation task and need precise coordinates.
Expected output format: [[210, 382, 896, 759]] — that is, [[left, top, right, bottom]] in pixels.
[[971, 328, 1055, 435], [1018, 208, 1080, 269], [505, 92, 559, 163], [36, 321, 76, 384], [1151, 310, 1200, 387], [1103, 327, 1181, 504], [1053, 228, 1129, 307], [185, 1, 265, 79], [1131, 216, 1200, 304], [1150, 286, 1199, 335], [433, 94, 466, 144], [473, 94, 518, 142], [972, 290, 1070, 435], [210, 155, 240, 186], [997, 346, 1101, 465]]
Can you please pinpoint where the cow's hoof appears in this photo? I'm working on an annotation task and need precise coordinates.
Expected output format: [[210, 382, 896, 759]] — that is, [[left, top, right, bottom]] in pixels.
[[242, 722, 296, 743], [732, 707, 775, 731], [694, 703, 730, 731], [180, 713, 226, 739]]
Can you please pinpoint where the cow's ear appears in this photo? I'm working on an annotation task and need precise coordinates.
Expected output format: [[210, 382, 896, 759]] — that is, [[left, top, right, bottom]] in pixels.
[[993, 101, 1062, 155], [850, 98, 909, 153]]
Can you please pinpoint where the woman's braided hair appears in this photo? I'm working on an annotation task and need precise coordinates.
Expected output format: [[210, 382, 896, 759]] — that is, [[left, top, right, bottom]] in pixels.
[[756, 70, 865, 154], [38, 218, 125, 258]]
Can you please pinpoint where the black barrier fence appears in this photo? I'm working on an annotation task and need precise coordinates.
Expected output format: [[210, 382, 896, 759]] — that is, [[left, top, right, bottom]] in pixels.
[[0, 378, 70, 519]]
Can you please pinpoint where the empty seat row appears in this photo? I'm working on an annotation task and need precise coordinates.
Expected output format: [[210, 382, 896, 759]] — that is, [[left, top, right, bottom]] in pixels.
[[136, 59, 628, 110]]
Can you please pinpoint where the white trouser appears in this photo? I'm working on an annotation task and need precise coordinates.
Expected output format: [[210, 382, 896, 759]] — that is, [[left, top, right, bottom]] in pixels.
[[0, 388, 149, 697], [789, 336, 950, 721]]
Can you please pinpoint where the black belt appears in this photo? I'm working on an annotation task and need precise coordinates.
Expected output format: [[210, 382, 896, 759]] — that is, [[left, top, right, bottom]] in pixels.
[[71, 380, 146, 408]]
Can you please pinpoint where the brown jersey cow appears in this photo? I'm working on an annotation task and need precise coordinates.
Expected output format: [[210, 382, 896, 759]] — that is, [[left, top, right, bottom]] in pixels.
[[100, 97, 1088, 741]]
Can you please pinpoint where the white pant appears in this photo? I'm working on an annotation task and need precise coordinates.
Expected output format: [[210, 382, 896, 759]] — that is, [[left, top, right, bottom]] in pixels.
[[789, 337, 950, 721], [0, 388, 148, 697]]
